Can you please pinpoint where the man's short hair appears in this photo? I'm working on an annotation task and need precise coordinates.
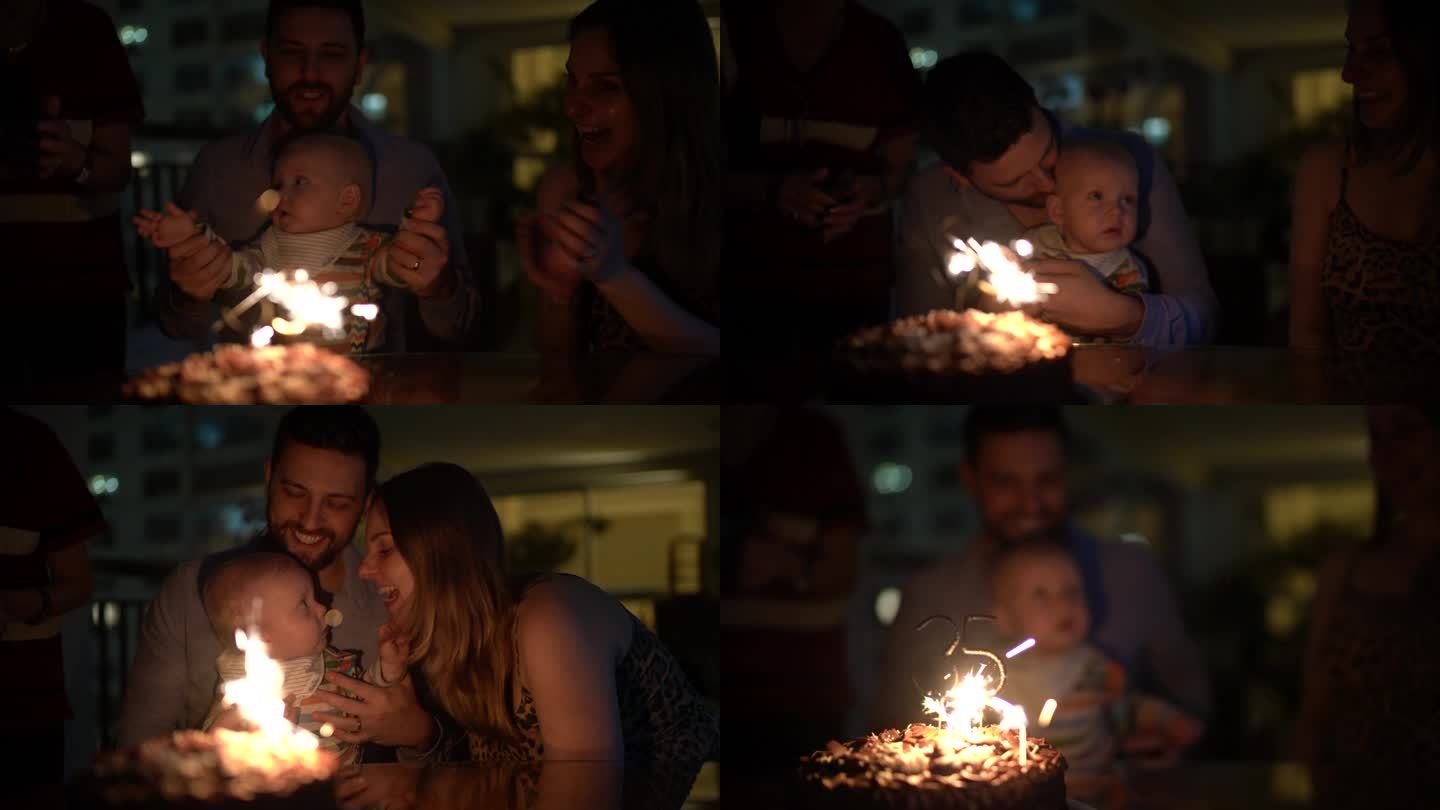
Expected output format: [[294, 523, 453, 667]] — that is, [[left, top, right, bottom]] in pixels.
[[923, 50, 1039, 175], [202, 552, 308, 652], [962, 405, 1070, 463], [266, 0, 366, 49], [270, 406, 381, 489]]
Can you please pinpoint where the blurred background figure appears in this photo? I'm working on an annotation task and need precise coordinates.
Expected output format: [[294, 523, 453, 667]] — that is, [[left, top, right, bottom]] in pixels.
[[1296, 405, 1440, 809], [0, 408, 105, 808], [0, 0, 143, 389], [721, 406, 868, 771]]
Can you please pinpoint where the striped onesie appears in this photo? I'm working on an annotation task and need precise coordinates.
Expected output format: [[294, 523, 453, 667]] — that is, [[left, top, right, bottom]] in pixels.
[[204, 222, 408, 353]]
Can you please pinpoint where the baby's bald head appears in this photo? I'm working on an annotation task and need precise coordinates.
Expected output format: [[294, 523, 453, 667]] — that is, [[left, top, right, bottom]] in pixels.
[[270, 132, 374, 229]]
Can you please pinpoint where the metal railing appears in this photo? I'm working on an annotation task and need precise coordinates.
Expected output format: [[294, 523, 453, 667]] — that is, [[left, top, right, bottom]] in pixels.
[[121, 163, 190, 319]]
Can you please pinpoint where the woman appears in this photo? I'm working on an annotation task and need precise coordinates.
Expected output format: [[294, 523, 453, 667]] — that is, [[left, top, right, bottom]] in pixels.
[[343, 463, 718, 771], [1289, 0, 1440, 356], [518, 0, 721, 357], [1295, 406, 1440, 805]]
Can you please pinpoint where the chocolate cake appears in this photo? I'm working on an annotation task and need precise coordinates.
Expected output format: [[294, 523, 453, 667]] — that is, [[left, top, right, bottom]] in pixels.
[[70, 729, 339, 810], [123, 344, 369, 404], [833, 310, 1077, 402], [798, 723, 1067, 810]]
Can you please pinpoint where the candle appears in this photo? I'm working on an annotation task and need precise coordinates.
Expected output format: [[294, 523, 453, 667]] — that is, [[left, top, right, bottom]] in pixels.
[[1038, 698, 1058, 728], [1005, 637, 1036, 658]]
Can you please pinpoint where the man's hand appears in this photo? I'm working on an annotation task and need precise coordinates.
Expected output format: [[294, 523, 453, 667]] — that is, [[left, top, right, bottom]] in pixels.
[[302, 671, 435, 748], [35, 97, 86, 179], [166, 211, 234, 302], [820, 173, 885, 243], [776, 168, 838, 228], [388, 186, 455, 299], [1026, 258, 1145, 339]]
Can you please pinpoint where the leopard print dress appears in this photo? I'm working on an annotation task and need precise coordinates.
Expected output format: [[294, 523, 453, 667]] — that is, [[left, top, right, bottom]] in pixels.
[[1308, 550, 1440, 807], [1319, 160, 1440, 357], [424, 610, 719, 805]]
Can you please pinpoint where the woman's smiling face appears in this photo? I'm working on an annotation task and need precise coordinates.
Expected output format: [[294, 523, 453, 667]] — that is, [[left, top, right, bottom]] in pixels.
[[357, 498, 415, 622]]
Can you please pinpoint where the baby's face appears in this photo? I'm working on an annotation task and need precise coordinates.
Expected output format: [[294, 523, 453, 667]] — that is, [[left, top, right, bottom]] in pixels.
[[269, 149, 355, 234], [1048, 154, 1138, 254], [995, 554, 1089, 652], [252, 567, 329, 659]]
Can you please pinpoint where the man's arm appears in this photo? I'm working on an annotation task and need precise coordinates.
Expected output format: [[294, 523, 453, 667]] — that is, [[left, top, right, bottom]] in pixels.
[[1130, 144, 1218, 346], [413, 159, 479, 346], [116, 564, 196, 747], [894, 168, 958, 318]]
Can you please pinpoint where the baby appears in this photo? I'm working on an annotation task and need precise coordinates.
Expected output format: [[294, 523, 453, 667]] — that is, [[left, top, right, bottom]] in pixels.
[[134, 132, 444, 353], [989, 540, 1201, 803], [200, 552, 404, 766], [1024, 138, 1149, 303]]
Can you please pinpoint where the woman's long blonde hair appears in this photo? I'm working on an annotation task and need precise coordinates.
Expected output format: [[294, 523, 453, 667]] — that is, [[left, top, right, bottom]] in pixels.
[[380, 463, 520, 740]]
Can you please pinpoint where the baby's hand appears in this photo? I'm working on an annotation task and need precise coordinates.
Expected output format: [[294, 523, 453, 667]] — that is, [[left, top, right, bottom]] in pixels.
[[404, 186, 445, 224], [133, 201, 203, 248], [377, 622, 410, 684]]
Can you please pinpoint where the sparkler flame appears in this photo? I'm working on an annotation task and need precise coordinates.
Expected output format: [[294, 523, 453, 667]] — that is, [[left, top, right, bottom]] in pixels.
[[214, 623, 322, 763], [946, 238, 1060, 306], [217, 267, 375, 344]]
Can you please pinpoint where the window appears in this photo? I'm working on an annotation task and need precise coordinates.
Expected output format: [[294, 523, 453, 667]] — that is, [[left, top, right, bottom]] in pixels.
[[193, 461, 257, 494], [88, 434, 115, 461], [143, 468, 181, 497], [145, 514, 182, 544], [172, 18, 208, 49], [900, 9, 932, 36], [142, 424, 179, 454], [868, 429, 902, 456], [221, 12, 265, 43], [1008, 33, 1073, 64], [958, 0, 996, 25], [175, 64, 211, 92]]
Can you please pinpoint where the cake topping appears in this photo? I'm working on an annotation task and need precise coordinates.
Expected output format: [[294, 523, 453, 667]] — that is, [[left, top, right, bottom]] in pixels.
[[843, 309, 1071, 375]]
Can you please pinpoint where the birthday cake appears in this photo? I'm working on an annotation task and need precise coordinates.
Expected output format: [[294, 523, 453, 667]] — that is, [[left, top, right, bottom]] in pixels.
[[123, 344, 370, 404], [70, 729, 338, 809], [798, 722, 1067, 810], [833, 310, 1075, 401]]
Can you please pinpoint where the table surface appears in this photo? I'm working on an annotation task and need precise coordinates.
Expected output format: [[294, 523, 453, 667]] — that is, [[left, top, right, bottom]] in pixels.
[[11, 352, 722, 404], [739, 345, 1440, 404], [724, 761, 1316, 810]]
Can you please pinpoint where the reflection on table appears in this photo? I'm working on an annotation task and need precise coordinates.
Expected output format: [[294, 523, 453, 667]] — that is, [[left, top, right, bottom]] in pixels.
[[723, 762, 1318, 810], [8, 352, 721, 404], [339, 759, 718, 810]]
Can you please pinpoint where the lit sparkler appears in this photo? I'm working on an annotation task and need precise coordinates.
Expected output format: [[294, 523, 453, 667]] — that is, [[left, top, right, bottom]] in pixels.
[[944, 237, 1059, 308], [216, 267, 377, 344], [914, 614, 1050, 767]]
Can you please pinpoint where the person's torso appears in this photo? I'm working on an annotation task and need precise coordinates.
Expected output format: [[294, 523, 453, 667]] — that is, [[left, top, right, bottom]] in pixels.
[[460, 611, 719, 766], [1320, 156, 1440, 357], [1000, 644, 1124, 775], [726, 2, 916, 294]]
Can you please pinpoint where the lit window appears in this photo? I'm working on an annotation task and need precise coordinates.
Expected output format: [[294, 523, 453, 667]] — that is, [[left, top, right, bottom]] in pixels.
[[872, 462, 913, 495], [130, 151, 150, 168], [1140, 117, 1172, 145], [909, 48, 939, 70], [361, 93, 388, 119], [874, 587, 903, 626]]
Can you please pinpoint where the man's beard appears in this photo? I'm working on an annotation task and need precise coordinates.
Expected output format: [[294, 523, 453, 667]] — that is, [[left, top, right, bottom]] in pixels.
[[269, 73, 357, 133], [988, 516, 1067, 546]]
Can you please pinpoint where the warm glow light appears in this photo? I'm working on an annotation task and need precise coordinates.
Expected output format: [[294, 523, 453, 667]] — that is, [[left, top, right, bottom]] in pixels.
[[211, 621, 327, 774], [1038, 698, 1058, 728], [272, 317, 307, 336], [219, 268, 350, 343], [1006, 638, 1037, 658], [350, 303, 379, 321], [251, 326, 274, 347], [1013, 238, 1034, 258], [943, 237, 1058, 306]]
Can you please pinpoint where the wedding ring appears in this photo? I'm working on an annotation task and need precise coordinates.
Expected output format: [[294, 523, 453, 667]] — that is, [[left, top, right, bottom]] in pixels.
[[355, 717, 363, 733], [412, 258, 422, 272]]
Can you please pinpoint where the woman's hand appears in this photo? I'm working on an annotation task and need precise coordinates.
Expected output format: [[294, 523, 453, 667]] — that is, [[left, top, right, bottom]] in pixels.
[[377, 622, 410, 684], [540, 195, 631, 284], [518, 213, 583, 304], [302, 671, 435, 749], [1026, 259, 1145, 339], [336, 763, 421, 810]]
